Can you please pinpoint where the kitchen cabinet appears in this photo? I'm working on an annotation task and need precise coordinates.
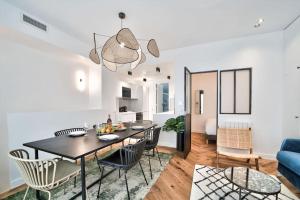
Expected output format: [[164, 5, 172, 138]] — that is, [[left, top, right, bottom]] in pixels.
[[117, 112, 136, 122]]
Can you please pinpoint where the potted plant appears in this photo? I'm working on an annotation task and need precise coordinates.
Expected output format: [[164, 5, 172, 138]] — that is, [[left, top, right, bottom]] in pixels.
[[163, 115, 185, 151]]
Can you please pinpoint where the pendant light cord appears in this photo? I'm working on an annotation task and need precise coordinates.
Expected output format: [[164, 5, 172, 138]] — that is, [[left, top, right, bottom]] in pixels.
[[93, 33, 96, 53]]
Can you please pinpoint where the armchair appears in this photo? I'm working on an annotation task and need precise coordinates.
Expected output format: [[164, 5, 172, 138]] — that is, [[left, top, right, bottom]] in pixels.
[[277, 138, 300, 190]]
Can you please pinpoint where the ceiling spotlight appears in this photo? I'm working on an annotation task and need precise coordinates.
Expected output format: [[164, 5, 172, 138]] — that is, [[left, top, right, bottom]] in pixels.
[[167, 75, 171, 80], [258, 18, 264, 24], [143, 78, 147, 82], [128, 71, 132, 75], [254, 18, 264, 28], [156, 67, 160, 72]]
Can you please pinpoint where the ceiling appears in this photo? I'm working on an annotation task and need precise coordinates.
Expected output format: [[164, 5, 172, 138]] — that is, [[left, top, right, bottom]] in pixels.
[[5, 0, 300, 51]]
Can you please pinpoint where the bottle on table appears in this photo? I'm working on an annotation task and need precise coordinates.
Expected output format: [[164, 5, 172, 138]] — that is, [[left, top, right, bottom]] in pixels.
[[107, 114, 112, 125]]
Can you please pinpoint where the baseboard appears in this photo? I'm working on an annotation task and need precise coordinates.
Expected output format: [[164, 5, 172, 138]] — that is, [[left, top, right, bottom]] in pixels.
[[255, 152, 276, 160], [0, 183, 26, 199], [10, 177, 24, 188]]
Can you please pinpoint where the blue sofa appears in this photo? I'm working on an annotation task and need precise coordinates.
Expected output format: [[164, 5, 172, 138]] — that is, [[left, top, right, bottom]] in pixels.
[[277, 139, 300, 190]]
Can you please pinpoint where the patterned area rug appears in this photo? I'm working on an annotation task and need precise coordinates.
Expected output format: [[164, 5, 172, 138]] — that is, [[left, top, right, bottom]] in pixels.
[[190, 165, 299, 200], [5, 151, 172, 200]]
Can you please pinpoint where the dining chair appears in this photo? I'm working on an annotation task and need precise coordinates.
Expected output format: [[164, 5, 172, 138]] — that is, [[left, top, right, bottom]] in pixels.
[[128, 120, 153, 144], [9, 149, 80, 200], [97, 139, 148, 200], [54, 127, 100, 188], [144, 127, 162, 179]]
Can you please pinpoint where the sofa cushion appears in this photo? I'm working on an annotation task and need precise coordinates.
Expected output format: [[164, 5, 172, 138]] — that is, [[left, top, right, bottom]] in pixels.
[[277, 151, 300, 176]]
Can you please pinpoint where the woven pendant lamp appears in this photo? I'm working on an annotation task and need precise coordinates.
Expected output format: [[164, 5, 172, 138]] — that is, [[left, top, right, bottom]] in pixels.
[[89, 48, 100, 64], [89, 33, 100, 64], [102, 59, 117, 72], [147, 39, 160, 57], [90, 12, 160, 72], [116, 28, 139, 50], [102, 35, 139, 64], [139, 52, 146, 64], [131, 47, 142, 69]]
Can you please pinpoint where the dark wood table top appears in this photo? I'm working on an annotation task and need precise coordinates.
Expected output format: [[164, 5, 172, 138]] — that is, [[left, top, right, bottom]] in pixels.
[[24, 123, 156, 160]]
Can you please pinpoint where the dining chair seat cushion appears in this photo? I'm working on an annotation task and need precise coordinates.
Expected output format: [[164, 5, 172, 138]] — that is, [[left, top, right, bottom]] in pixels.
[[98, 149, 133, 169], [144, 140, 156, 150], [47, 160, 81, 183]]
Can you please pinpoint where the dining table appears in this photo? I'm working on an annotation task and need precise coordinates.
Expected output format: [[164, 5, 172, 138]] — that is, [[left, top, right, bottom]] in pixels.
[[23, 122, 156, 200]]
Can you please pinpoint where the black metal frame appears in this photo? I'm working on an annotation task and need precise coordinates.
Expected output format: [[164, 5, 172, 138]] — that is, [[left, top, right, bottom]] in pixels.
[[96, 140, 148, 200], [143, 127, 163, 179], [220, 68, 252, 114], [184, 67, 192, 159]]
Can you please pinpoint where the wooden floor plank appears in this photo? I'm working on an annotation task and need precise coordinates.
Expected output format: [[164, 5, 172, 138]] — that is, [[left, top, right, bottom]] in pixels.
[[145, 133, 300, 200]]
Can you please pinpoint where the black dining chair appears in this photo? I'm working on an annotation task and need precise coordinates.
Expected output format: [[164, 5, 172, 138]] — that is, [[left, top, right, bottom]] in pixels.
[[144, 127, 162, 179], [54, 127, 100, 188], [97, 139, 148, 200], [128, 120, 154, 144]]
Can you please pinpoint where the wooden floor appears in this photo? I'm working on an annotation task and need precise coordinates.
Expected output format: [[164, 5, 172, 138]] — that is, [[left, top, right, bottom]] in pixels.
[[145, 132, 300, 200]]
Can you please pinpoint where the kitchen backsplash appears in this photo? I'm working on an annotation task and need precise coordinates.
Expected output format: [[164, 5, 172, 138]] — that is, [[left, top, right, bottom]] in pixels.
[[118, 98, 143, 112]]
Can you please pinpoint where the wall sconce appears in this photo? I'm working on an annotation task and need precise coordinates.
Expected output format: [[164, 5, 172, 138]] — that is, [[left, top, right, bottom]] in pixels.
[[76, 70, 86, 92], [156, 67, 160, 72]]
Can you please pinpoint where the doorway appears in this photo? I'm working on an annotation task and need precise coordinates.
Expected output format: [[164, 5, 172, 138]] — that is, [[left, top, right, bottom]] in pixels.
[[191, 71, 218, 144]]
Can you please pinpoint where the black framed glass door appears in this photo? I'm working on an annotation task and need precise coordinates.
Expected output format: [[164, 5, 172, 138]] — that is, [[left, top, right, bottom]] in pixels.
[[184, 67, 191, 158]]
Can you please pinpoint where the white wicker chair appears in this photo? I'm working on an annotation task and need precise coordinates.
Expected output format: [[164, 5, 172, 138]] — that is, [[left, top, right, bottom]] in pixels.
[[9, 149, 81, 200]]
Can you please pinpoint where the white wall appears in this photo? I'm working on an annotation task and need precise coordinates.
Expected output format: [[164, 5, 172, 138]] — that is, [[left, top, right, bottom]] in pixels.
[[158, 31, 285, 158], [282, 18, 300, 138], [0, 28, 103, 191]]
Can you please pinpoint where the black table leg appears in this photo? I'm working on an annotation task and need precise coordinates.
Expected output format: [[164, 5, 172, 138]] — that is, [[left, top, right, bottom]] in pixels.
[[34, 149, 41, 200], [81, 156, 87, 200]]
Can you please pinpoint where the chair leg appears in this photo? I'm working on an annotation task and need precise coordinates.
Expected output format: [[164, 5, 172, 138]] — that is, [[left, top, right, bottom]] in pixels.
[[97, 166, 105, 198], [216, 152, 219, 170], [63, 184, 66, 195], [23, 186, 29, 200], [46, 190, 51, 200], [148, 155, 153, 179], [139, 161, 148, 185], [255, 158, 259, 171], [74, 160, 77, 188], [94, 151, 98, 161], [155, 147, 162, 166], [119, 169, 121, 178], [124, 171, 130, 200]]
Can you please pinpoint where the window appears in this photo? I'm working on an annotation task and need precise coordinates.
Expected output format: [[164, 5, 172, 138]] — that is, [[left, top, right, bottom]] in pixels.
[[220, 68, 252, 114], [156, 83, 169, 113]]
